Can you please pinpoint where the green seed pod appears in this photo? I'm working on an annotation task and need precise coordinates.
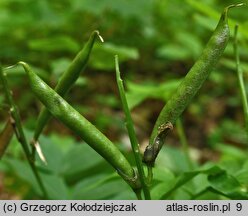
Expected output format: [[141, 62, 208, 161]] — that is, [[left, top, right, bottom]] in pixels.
[[18, 62, 139, 189], [33, 30, 102, 141], [144, 4, 243, 165]]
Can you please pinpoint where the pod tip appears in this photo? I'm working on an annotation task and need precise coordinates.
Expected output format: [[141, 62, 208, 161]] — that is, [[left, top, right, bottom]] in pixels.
[[236, 3, 246, 7], [94, 30, 104, 43], [114, 55, 120, 71], [3, 64, 17, 71], [94, 30, 99, 34], [98, 34, 104, 43], [223, 3, 245, 21], [16, 61, 31, 73], [17, 61, 26, 67], [31, 139, 47, 165], [226, 2, 246, 11]]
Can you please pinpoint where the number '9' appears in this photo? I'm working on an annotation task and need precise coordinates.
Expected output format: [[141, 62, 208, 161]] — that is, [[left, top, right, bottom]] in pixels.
[[236, 203, 242, 211]]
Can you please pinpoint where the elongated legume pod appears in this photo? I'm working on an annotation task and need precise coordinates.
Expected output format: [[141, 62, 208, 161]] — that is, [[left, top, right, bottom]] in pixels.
[[18, 62, 139, 189], [143, 4, 243, 166], [33, 30, 101, 141]]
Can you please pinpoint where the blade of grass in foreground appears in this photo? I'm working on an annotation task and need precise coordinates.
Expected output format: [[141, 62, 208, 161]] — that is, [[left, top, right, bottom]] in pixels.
[[115, 55, 151, 200], [234, 25, 248, 136]]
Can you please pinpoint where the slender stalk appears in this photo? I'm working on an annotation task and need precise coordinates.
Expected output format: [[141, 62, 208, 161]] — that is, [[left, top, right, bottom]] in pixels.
[[115, 55, 151, 200], [233, 25, 248, 135], [147, 166, 153, 185], [135, 190, 142, 200], [176, 118, 193, 170], [0, 65, 48, 198]]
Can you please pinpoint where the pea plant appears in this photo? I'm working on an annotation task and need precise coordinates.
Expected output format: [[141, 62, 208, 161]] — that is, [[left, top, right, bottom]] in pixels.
[[0, 4, 247, 200]]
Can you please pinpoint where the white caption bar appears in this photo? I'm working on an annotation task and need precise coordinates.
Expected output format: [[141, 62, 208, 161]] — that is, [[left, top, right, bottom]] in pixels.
[[0, 200, 247, 216]]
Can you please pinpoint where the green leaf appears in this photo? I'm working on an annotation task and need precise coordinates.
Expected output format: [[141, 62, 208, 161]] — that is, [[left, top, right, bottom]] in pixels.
[[49, 134, 76, 153], [186, 0, 220, 20], [36, 135, 64, 174], [151, 182, 174, 200], [153, 167, 175, 182], [175, 31, 202, 58], [89, 43, 139, 70], [71, 174, 109, 193], [3, 157, 68, 199], [215, 143, 247, 162], [160, 166, 223, 199], [110, 190, 137, 200], [236, 168, 248, 186], [157, 44, 190, 60], [125, 92, 147, 110], [186, 0, 248, 38], [156, 146, 191, 173], [60, 144, 107, 184], [41, 173, 68, 199], [4, 65, 49, 82], [193, 14, 216, 31], [208, 120, 248, 147], [208, 171, 248, 199], [151, 167, 175, 199], [126, 79, 181, 109], [220, 58, 248, 72], [208, 172, 240, 194], [51, 58, 71, 78], [28, 36, 80, 53], [72, 0, 153, 22], [72, 174, 131, 199], [4, 158, 40, 193]]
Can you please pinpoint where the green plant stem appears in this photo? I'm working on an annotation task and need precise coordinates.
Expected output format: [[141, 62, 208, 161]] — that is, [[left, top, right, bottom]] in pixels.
[[147, 166, 153, 185], [135, 190, 142, 200], [234, 25, 248, 135], [115, 55, 151, 200], [0, 65, 48, 198], [176, 118, 193, 170]]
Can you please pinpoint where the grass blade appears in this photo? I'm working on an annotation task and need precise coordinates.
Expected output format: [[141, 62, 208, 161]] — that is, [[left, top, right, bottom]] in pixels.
[[233, 25, 248, 136], [115, 55, 151, 200]]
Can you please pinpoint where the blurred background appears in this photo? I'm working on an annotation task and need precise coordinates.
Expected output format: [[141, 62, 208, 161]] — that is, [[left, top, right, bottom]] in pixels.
[[0, 0, 248, 199]]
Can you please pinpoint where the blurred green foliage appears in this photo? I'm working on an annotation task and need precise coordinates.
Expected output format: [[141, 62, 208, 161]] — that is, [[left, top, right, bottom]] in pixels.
[[0, 0, 248, 199]]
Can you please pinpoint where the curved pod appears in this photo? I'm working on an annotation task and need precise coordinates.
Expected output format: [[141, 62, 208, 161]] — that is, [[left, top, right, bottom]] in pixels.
[[144, 4, 243, 165], [19, 62, 138, 189], [34, 30, 101, 141]]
